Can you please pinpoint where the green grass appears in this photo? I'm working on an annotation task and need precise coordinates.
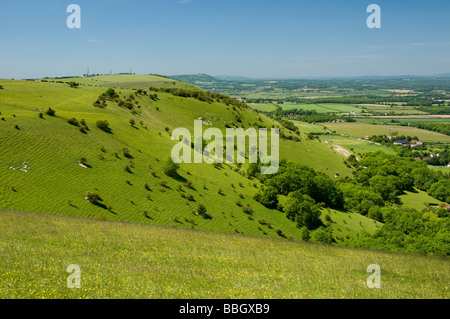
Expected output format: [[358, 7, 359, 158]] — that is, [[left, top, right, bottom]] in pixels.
[[0, 77, 352, 242], [399, 190, 446, 210], [1, 210, 448, 299], [320, 135, 396, 156], [429, 166, 450, 174], [320, 208, 383, 241], [292, 121, 327, 134], [324, 122, 450, 143]]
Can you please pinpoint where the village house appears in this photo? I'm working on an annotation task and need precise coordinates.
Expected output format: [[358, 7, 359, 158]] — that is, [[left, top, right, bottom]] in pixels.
[[394, 139, 410, 147]]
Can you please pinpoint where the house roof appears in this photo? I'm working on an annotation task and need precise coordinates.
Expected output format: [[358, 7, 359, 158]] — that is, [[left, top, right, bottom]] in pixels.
[[394, 140, 410, 144]]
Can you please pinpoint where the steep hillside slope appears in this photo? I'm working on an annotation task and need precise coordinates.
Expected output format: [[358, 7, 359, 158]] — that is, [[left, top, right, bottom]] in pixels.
[[0, 77, 354, 241]]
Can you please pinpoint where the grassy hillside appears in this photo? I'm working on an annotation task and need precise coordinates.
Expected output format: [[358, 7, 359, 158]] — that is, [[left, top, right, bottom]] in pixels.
[[0, 77, 354, 242], [48, 74, 200, 91], [325, 121, 450, 143], [1, 210, 448, 299]]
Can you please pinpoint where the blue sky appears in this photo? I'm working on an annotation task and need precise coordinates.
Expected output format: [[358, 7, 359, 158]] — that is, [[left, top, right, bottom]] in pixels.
[[0, 0, 449, 79]]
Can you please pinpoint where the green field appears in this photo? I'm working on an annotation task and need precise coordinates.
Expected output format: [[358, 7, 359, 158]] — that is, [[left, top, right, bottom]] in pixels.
[[325, 122, 450, 143], [292, 121, 327, 134], [0, 77, 352, 242], [248, 103, 361, 114], [1, 210, 448, 299], [399, 190, 446, 211], [320, 135, 396, 155], [1, 75, 449, 300]]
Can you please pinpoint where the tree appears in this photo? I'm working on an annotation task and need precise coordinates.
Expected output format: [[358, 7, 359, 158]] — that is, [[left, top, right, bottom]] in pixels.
[[428, 180, 450, 203], [162, 158, 180, 177], [256, 186, 278, 208], [102, 88, 118, 99], [129, 119, 136, 127], [283, 191, 322, 229], [86, 192, 102, 205], [96, 120, 111, 133], [45, 108, 56, 116], [310, 227, 334, 244]]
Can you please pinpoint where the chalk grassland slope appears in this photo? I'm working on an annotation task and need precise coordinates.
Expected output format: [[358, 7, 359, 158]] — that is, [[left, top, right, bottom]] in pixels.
[[1, 210, 448, 299], [325, 122, 450, 143], [0, 78, 352, 241], [51, 74, 201, 91]]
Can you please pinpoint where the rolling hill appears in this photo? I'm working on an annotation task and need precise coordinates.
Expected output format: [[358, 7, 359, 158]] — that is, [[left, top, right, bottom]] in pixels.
[[0, 75, 355, 242]]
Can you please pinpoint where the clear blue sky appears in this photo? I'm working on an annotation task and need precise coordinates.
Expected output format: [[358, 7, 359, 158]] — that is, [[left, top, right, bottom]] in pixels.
[[1, 0, 449, 79]]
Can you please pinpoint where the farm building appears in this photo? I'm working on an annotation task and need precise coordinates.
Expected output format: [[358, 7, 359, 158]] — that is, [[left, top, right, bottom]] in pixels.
[[394, 139, 410, 147]]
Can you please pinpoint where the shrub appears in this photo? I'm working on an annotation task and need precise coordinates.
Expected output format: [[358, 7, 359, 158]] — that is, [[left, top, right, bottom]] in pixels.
[[162, 158, 180, 177], [68, 118, 79, 126], [242, 205, 253, 215], [276, 229, 287, 238], [185, 180, 194, 189], [45, 108, 56, 116], [68, 81, 80, 88], [195, 204, 211, 219], [96, 120, 111, 133], [124, 165, 132, 173], [129, 119, 136, 127], [310, 227, 334, 244], [123, 148, 133, 159], [86, 192, 102, 204], [39, 112, 44, 119], [102, 88, 118, 100]]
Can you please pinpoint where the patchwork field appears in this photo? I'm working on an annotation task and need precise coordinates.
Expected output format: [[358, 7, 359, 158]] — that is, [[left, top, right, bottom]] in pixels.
[[324, 122, 450, 143]]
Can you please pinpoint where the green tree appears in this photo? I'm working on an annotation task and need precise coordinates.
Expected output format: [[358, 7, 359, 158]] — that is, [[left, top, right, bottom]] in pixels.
[[162, 158, 180, 177], [283, 191, 321, 229], [428, 180, 450, 203]]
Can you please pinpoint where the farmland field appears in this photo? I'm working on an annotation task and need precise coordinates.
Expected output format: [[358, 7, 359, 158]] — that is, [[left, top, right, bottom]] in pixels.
[[324, 122, 450, 143]]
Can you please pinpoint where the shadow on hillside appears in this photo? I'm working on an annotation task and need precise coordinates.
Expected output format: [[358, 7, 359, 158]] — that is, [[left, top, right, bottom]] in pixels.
[[169, 173, 187, 183]]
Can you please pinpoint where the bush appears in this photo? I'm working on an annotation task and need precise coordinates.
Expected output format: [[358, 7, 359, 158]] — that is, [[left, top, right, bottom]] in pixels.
[[162, 158, 180, 177], [242, 205, 253, 215], [45, 108, 56, 116], [96, 120, 111, 133], [86, 192, 103, 204], [102, 88, 118, 100], [310, 227, 334, 244], [68, 118, 79, 126], [195, 204, 211, 219]]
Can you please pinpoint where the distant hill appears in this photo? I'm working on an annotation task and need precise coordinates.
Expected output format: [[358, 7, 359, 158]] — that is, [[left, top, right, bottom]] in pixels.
[[169, 74, 221, 84], [215, 75, 254, 81], [48, 74, 201, 91]]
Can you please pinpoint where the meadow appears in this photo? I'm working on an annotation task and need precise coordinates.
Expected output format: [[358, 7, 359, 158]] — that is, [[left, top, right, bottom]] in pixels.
[[319, 135, 396, 155], [324, 122, 450, 143], [1, 210, 448, 299]]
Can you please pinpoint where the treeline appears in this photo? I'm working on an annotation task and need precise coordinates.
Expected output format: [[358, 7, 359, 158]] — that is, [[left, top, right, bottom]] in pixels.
[[148, 87, 248, 109], [269, 107, 356, 123], [409, 123, 450, 136], [248, 95, 433, 105], [346, 207, 449, 255], [417, 106, 450, 114], [248, 152, 449, 255]]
